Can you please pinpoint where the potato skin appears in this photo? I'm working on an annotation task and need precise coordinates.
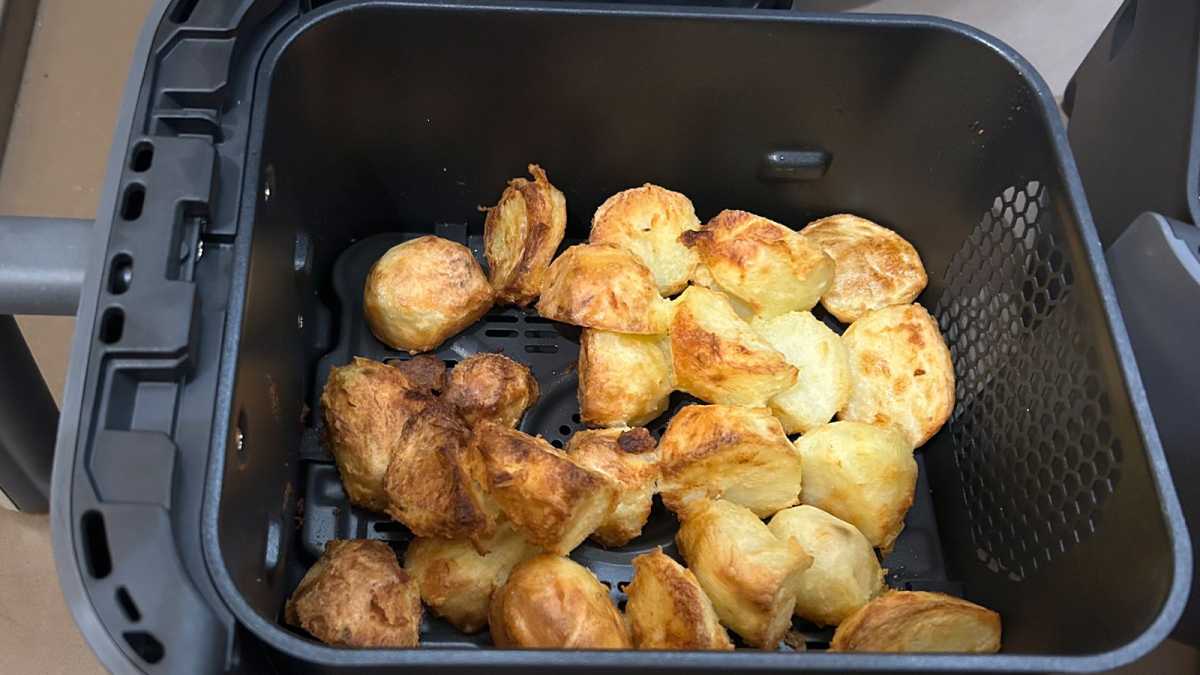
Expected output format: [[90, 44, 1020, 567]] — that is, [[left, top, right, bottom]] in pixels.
[[767, 505, 884, 626], [658, 404, 802, 518], [669, 285, 797, 407], [285, 540, 422, 648], [800, 213, 928, 323], [795, 421, 917, 551], [675, 500, 812, 649], [590, 184, 701, 295], [443, 353, 539, 429], [626, 548, 733, 650], [830, 591, 1001, 653], [752, 311, 851, 435], [682, 209, 834, 318], [483, 164, 567, 306], [578, 329, 673, 428], [839, 303, 954, 448], [566, 427, 660, 547], [363, 235, 495, 353], [489, 554, 632, 649], [536, 243, 671, 334]]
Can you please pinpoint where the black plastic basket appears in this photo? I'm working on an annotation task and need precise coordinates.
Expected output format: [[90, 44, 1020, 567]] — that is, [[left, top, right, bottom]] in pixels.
[[46, 1, 1189, 672]]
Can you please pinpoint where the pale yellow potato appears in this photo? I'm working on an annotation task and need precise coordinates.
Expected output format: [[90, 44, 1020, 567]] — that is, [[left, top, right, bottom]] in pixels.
[[577, 329, 673, 427], [625, 548, 733, 650], [590, 184, 701, 295], [751, 311, 851, 434], [483, 164, 567, 306], [831, 591, 1001, 653], [566, 427, 660, 547]]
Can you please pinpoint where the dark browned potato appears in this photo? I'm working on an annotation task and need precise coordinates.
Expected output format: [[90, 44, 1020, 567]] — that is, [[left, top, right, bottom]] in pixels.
[[443, 353, 539, 429], [536, 243, 672, 334], [830, 591, 1001, 653], [625, 548, 733, 650], [285, 539, 422, 648], [589, 184, 701, 296], [566, 427, 660, 547], [489, 554, 632, 649], [483, 164, 567, 306]]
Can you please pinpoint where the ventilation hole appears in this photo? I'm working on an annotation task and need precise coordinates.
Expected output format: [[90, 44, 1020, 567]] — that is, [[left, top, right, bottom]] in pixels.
[[120, 184, 145, 221], [525, 344, 558, 354], [571, 413, 581, 424], [485, 314, 519, 323], [81, 511, 112, 579], [116, 587, 141, 622], [485, 329, 519, 338], [373, 521, 407, 533], [617, 581, 630, 593], [524, 329, 557, 339], [550, 439, 563, 449], [98, 307, 125, 344], [558, 425, 572, 436], [443, 359, 458, 368], [108, 254, 133, 294], [599, 580, 612, 590], [1109, 0, 1137, 61], [129, 142, 153, 172], [618, 599, 627, 611], [123, 631, 164, 664], [523, 316, 556, 324], [170, 0, 199, 23]]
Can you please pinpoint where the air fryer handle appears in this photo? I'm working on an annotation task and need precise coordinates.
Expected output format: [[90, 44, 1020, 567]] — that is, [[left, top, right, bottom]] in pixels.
[[0, 216, 93, 512]]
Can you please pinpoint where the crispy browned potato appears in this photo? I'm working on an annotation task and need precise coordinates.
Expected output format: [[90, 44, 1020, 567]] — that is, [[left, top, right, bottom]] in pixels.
[[321, 356, 443, 511], [403, 522, 540, 633], [483, 164, 567, 306], [675, 500, 812, 649], [800, 213, 928, 323], [625, 548, 733, 650], [669, 285, 796, 407], [285, 539, 422, 647], [536, 243, 672, 334], [590, 184, 701, 295], [443, 353, 539, 428], [830, 591, 1001, 653], [471, 422, 619, 554], [489, 554, 632, 648], [795, 422, 917, 551], [682, 209, 834, 318], [767, 505, 884, 626], [566, 427, 660, 547], [658, 404, 802, 517], [384, 402, 498, 547], [578, 329, 673, 427], [364, 236, 495, 353], [840, 303, 954, 448], [751, 311, 851, 435]]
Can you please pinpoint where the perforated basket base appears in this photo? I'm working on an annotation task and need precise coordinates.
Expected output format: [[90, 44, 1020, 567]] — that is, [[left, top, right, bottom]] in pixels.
[[291, 231, 962, 650]]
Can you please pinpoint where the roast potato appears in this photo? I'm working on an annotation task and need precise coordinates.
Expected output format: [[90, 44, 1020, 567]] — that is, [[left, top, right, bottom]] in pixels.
[[830, 591, 1001, 653], [566, 427, 660, 547], [489, 554, 632, 648], [443, 352, 539, 429], [471, 422, 619, 554], [577, 329, 673, 427], [363, 235, 495, 353], [681, 209, 834, 318], [483, 164, 567, 306], [658, 404, 803, 518], [675, 499, 812, 649], [668, 285, 797, 407], [795, 421, 917, 551], [767, 505, 884, 626], [536, 243, 672, 334], [589, 184, 701, 296], [800, 213, 928, 323], [285, 540, 422, 648], [403, 522, 540, 633], [750, 311, 851, 435], [625, 548, 733, 650], [840, 303, 954, 448]]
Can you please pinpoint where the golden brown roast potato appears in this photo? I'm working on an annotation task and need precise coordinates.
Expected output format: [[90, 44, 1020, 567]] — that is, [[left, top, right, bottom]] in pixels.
[[795, 421, 917, 551], [565, 427, 660, 547], [403, 522, 540, 633], [536, 243, 672, 334], [675, 499, 812, 649], [751, 311, 851, 435], [363, 236, 495, 353], [442, 353, 539, 429], [320, 356, 444, 512], [799, 213, 928, 323], [625, 548, 733, 650], [589, 184, 701, 295], [681, 209, 834, 318], [658, 404, 802, 517], [830, 591, 1001, 653], [384, 402, 498, 547], [483, 164, 567, 306], [668, 285, 796, 407], [489, 554, 632, 648], [471, 422, 619, 554], [285, 540, 422, 648], [767, 505, 884, 626], [578, 329, 673, 427], [839, 303, 954, 448]]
